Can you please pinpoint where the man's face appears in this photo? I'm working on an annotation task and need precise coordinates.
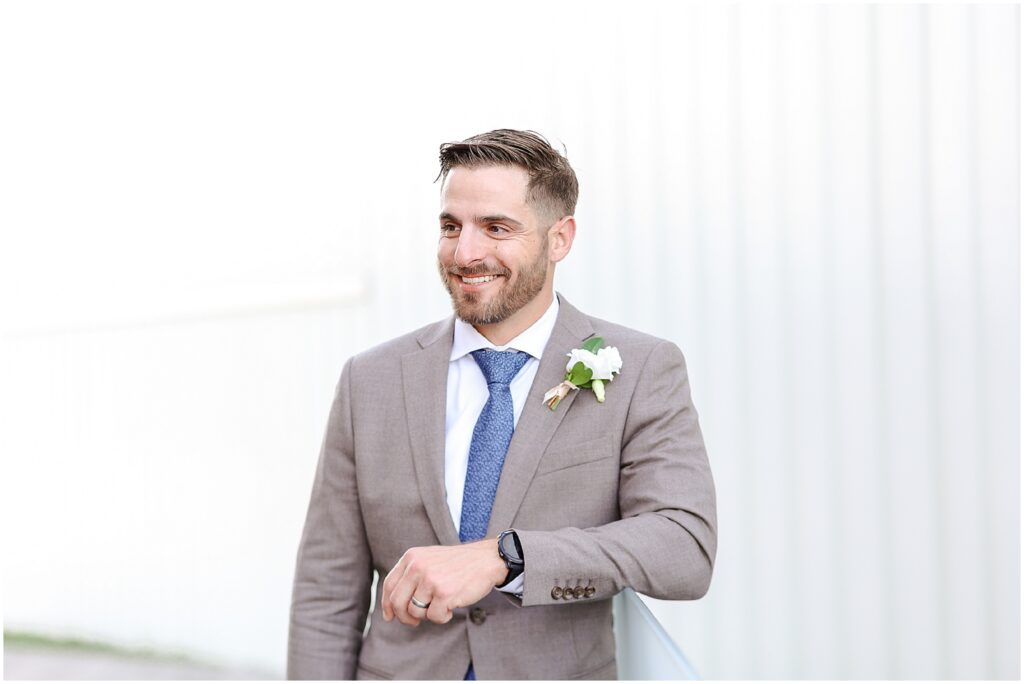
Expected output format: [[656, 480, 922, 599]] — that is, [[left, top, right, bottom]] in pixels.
[[437, 165, 551, 326]]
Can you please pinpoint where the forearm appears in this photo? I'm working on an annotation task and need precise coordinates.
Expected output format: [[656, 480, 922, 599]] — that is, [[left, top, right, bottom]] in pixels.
[[515, 509, 714, 606]]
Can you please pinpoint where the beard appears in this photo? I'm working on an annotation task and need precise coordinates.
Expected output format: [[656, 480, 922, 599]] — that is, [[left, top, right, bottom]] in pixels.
[[437, 237, 549, 326]]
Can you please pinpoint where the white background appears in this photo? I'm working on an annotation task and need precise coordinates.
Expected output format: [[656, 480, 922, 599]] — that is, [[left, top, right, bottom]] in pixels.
[[1, 2, 1019, 678]]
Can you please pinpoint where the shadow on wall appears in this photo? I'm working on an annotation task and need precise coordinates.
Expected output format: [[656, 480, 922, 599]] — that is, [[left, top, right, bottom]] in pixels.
[[2, 631, 279, 681]]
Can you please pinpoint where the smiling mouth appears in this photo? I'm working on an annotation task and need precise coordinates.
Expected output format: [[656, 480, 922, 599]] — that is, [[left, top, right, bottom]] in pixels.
[[460, 274, 500, 285]]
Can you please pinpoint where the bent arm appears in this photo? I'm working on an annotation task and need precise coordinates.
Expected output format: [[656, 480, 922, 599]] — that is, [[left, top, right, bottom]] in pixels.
[[515, 341, 717, 606], [288, 358, 372, 679]]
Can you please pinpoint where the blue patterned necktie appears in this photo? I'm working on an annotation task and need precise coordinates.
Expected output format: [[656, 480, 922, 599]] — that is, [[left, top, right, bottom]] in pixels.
[[459, 349, 531, 542], [461, 349, 530, 681]]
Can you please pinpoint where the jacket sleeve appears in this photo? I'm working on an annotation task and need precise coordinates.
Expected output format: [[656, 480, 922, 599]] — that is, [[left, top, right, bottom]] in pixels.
[[514, 340, 717, 606], [287, 357, 372, 679]]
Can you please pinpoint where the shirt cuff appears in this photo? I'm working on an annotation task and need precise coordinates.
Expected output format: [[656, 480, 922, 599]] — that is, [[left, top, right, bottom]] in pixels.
[[497, 571, 525, 598]]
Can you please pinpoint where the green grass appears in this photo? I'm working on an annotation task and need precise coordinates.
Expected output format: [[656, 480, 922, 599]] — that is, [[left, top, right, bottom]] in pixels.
[[3, 630, 197, 663]]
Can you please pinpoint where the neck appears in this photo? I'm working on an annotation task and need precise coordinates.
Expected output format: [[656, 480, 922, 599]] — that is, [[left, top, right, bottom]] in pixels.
[[473, 289, 554, 346]]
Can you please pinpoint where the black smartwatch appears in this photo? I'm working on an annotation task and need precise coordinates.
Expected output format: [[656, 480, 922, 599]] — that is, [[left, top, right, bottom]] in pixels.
[[496, 529, 525, 587]]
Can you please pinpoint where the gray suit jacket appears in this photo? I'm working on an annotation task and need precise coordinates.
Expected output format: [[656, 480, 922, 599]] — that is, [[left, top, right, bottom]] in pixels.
[[287, 293, 716, 680]]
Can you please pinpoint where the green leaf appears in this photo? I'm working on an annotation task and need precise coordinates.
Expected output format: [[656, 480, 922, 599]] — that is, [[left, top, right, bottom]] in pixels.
[[567, 361, 592, 386], [582, 336, 604, 354], [566, 361, 584, 384]]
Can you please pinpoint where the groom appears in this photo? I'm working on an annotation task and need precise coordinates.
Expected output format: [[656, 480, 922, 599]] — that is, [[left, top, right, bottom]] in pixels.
[[287, 129, 717, 680]]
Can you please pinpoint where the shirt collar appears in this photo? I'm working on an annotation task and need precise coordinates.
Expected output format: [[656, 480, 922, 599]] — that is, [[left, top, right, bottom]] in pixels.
[[450, 294, 560, 362]]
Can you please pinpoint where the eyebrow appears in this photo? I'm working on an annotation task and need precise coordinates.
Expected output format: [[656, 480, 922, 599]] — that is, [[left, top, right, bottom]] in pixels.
[[439, 212, 525, 228]]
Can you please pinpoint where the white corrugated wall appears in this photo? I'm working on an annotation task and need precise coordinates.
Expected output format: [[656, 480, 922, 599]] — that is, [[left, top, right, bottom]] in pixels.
[[1, 3, 1017, 678]]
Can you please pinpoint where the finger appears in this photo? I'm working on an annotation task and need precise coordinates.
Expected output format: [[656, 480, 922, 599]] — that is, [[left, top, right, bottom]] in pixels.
[[407, 596, 430, 622], [381, 572, 394, 621], [381, 563, 403, 622], [425, 595, 453, 625], [389, 565, 422, 627]]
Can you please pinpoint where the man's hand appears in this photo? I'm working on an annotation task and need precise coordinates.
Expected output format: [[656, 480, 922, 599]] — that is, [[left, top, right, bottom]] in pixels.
[[381, 538, 508, 626]]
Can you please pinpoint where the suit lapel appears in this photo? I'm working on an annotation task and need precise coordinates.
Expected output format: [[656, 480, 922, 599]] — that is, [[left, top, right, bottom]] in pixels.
[[401, 317, 461, 547], [485, 293, 595, 537]]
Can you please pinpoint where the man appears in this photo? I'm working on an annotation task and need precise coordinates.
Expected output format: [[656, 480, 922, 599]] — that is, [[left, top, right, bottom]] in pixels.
[[287, 129, 716, 680]]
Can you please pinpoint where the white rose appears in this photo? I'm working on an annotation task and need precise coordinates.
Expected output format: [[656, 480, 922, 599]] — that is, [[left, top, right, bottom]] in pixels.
[[595, 346, 623, 379], [565, 346, 623, 381]]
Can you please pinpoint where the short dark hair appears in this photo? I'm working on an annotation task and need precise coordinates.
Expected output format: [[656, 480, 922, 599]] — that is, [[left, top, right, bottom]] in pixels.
[[437, 129, 579, 221]]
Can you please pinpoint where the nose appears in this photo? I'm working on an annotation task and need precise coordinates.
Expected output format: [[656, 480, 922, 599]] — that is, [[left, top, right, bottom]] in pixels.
[[453, 225, 489, 268]]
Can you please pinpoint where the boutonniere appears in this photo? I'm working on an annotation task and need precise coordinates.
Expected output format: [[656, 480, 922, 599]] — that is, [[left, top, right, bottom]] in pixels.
[[542, 336, 623, 410]]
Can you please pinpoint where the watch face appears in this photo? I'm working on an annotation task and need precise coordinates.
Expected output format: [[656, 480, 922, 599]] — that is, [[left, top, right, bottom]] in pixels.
[[500, 531, 523, 564]]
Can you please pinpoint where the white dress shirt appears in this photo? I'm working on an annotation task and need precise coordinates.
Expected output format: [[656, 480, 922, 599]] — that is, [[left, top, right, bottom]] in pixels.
[[444, 294, 560, 596]]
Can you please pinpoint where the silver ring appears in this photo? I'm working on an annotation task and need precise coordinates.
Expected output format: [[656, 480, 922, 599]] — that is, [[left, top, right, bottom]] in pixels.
[[410, 596, 430, 610]]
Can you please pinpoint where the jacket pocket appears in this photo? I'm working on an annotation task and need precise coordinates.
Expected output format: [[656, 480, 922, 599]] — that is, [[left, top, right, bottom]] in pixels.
[[536, 434, 618, 476]]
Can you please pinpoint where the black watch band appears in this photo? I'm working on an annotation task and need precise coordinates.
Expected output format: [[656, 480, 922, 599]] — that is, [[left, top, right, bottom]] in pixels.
[[497, 529, 525, 587]]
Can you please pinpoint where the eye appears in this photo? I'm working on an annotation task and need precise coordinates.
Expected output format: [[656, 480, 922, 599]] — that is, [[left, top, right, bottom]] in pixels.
[[487, 224, 509, 235], [441, 223, 460, 235]]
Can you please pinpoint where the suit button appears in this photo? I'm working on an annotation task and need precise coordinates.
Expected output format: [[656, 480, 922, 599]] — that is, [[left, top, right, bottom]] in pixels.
[[470, 607, 486, 625], [585, 586, 596, 598], [573, 585, 585, 599], [563, 589, 573, 600], [550, 586, 563, 600]]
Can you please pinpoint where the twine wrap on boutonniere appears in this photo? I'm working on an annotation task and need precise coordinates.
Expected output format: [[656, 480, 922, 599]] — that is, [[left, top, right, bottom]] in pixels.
[[542, 336, 623, 410]]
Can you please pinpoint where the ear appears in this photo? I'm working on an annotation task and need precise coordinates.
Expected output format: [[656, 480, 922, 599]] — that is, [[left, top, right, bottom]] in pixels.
[[547, 216, 576, 263]]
